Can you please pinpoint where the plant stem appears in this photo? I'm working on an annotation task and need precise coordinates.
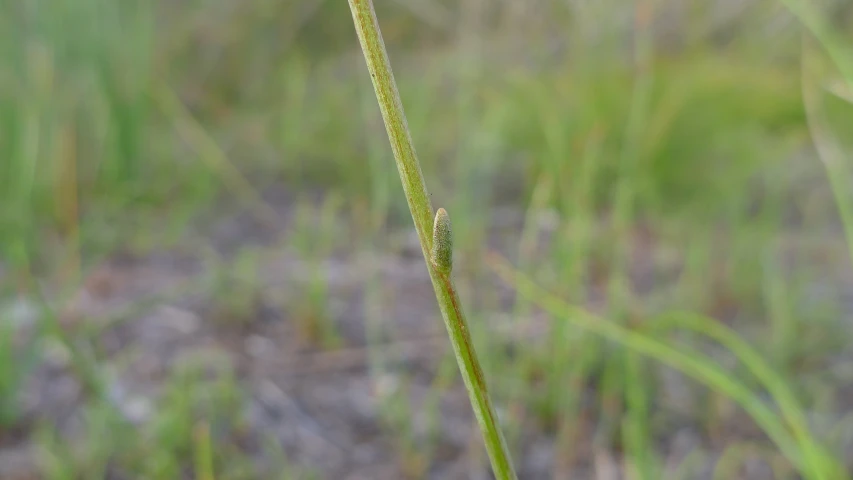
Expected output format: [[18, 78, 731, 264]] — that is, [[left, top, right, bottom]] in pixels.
[[345, 1, 517, 478]]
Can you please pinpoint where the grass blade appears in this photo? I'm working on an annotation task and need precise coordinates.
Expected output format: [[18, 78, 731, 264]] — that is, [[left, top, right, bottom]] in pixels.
[[646, 311, 846, 479], [487, 251, 816, 476]]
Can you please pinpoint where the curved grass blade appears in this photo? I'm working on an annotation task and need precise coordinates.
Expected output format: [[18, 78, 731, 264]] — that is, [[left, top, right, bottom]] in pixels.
[[487, 251, 808, 475]]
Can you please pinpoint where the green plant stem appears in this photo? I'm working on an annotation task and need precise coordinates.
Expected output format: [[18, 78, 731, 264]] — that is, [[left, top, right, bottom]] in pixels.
[[345, 1, 516, 478]]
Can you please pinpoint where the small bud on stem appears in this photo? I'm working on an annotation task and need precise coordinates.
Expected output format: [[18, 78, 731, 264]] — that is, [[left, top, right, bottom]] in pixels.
[[431, 208, 453, 274]]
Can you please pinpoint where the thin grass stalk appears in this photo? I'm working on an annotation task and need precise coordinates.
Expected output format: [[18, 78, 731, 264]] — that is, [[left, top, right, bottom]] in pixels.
[[345, 1, 516, 478]]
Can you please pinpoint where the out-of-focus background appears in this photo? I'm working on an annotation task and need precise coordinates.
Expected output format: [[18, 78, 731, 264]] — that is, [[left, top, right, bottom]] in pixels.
[[2, 0, 853, 479]]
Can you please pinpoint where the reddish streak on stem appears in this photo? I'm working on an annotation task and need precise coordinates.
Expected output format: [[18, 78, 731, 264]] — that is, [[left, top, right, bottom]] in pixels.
[[434, 267, 497, 432]]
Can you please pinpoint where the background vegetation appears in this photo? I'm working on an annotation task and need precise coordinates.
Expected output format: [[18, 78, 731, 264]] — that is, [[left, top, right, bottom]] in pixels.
[[1, 0, 853, 478]]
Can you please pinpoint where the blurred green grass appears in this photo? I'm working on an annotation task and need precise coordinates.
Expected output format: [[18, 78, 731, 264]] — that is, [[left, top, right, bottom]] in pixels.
[[2, 0, 853, 478]]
